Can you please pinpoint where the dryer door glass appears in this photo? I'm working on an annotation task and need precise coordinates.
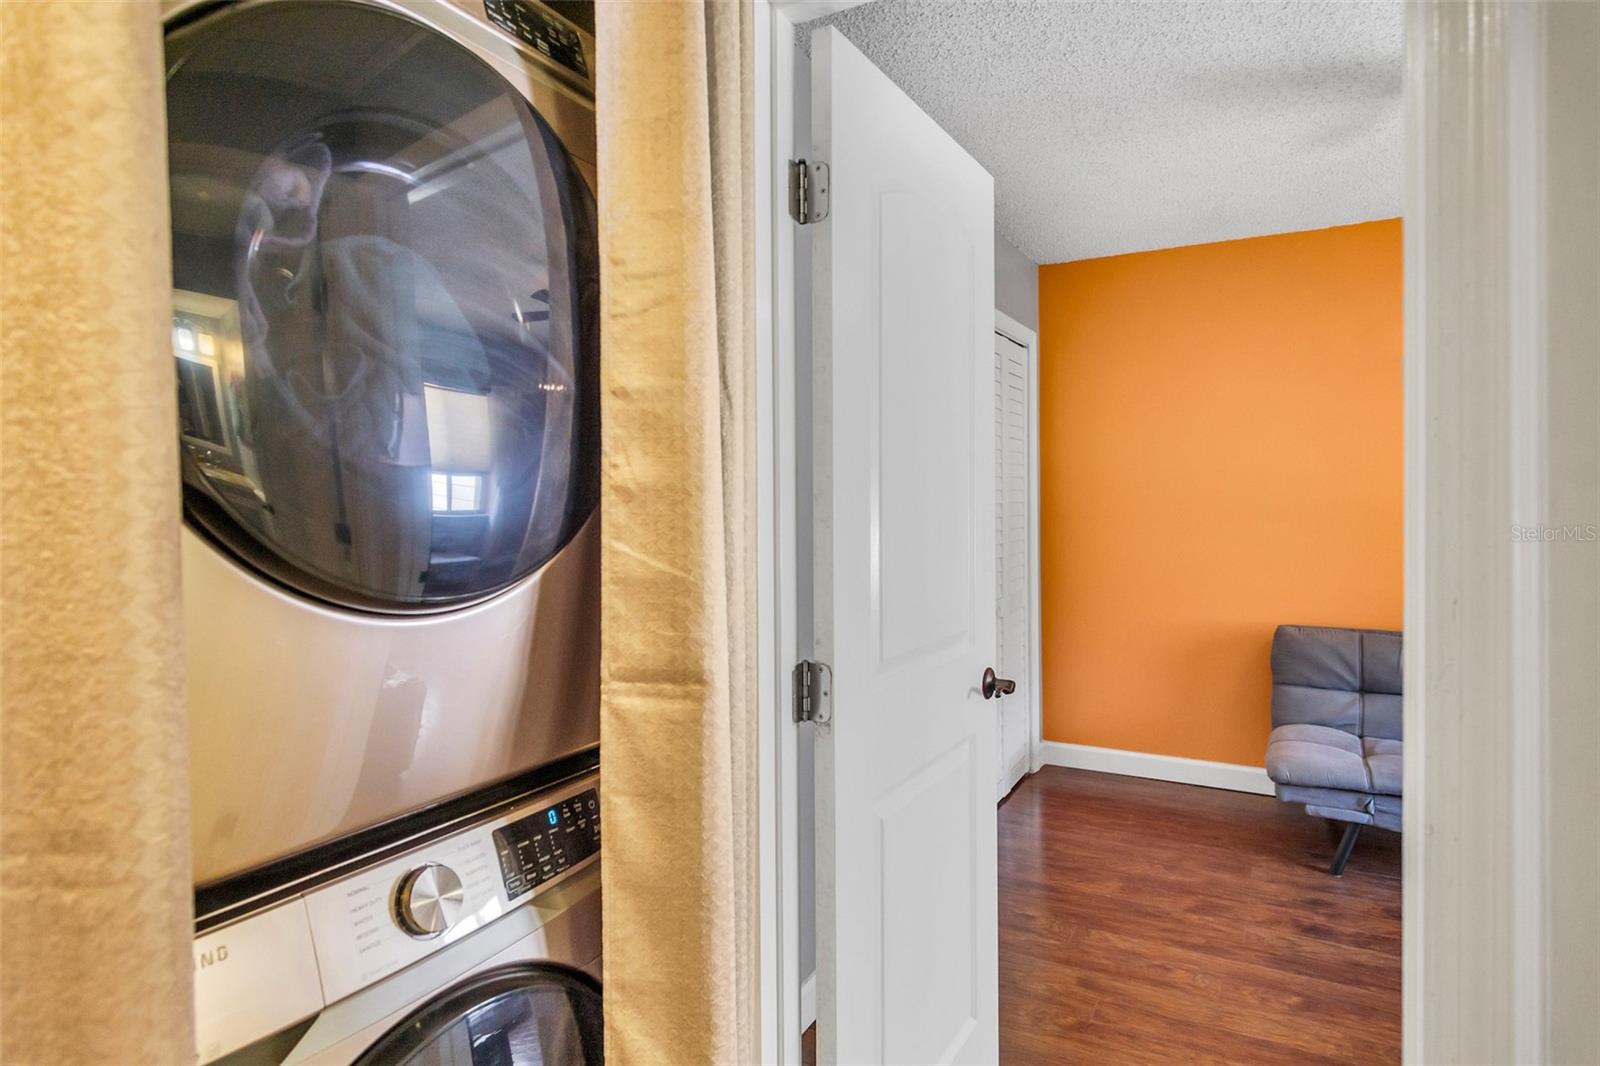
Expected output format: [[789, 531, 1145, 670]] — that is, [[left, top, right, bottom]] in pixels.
[[165, 1, 598, 611], [353, 963, 603, 1065]]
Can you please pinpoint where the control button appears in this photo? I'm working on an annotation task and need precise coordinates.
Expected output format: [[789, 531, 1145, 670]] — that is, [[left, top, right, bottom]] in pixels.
[[483, 0, 588, 78], [393, 863, 465, 939]]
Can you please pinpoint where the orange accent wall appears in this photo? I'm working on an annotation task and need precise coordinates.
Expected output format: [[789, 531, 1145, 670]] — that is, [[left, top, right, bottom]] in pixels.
[[1037, 220, 1404, 766]]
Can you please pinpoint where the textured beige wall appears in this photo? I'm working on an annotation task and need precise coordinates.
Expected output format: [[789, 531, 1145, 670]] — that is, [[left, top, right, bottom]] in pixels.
[[1, 2, 195, 1061]]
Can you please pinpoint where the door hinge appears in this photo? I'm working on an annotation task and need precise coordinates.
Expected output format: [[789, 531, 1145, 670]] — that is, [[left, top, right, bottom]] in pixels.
[[788, 159, 829, 225], [792, 659, 833, 725]]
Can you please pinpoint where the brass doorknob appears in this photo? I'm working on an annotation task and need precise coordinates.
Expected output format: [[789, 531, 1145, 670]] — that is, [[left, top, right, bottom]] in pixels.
[[982, 667, 1016, 700]]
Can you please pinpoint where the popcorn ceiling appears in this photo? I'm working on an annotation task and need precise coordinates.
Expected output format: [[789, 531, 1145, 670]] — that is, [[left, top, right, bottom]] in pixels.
[[799, 1, 1403, 263]]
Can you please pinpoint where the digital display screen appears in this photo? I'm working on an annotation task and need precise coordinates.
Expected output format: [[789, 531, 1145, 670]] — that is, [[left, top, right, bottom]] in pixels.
[[491, 788, 599, 901]]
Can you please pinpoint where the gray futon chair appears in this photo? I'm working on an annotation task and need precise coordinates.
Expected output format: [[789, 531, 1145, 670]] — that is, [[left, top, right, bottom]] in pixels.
[[1265, 624, 1402, 875]]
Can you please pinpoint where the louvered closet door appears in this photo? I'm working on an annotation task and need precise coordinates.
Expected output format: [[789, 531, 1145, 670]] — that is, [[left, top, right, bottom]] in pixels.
[[995, 331, 1032, 799]]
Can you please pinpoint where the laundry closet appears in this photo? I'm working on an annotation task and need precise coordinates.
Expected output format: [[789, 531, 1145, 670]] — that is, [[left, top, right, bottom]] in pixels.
[[166, 2, 605, 1060]]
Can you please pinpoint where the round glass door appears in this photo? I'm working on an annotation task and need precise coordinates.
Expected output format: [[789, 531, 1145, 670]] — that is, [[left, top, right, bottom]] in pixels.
[[353, 963, 603, 1066], [165, 1, 598, 611]]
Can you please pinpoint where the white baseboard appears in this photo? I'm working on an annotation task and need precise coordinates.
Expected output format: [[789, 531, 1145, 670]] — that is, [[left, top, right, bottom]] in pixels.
[[1038, 741, 1274, 796], [800, 971, 816, 1031]]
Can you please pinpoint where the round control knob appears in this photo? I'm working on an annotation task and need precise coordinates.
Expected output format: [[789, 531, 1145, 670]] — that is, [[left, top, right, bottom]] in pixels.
[[393, 863, 465, 939]]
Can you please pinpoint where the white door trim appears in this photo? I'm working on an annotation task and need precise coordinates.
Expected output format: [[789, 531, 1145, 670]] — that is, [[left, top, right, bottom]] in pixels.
[[755, 2, 802, 1061], [993, 310, 1043, 778], [1405, 2, 1598, 1062], [772, 0, 873, 19]]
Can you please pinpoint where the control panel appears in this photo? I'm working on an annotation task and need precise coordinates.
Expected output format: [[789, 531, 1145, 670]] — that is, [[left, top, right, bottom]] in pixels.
[[194, 774, 600, 1062], [491, 788, 600, 899], [483, 0, 589, 78]]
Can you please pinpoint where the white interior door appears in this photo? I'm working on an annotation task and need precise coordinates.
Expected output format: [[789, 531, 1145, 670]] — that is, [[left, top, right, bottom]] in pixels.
[[809, 26, 998, 1066], [994, 330, 1031, 800]]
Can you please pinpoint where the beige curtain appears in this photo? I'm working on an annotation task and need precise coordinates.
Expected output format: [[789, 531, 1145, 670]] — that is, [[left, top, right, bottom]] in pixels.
[[0, 3, 195, 1063], [595, 1, 758, 1062]]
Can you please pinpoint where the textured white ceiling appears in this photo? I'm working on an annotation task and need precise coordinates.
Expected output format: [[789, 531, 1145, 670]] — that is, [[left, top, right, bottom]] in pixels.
[[801, 1, 1404, 264]]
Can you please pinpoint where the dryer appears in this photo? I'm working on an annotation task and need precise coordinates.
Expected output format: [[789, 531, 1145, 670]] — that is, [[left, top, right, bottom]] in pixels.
[[164, 0, 600, 891]]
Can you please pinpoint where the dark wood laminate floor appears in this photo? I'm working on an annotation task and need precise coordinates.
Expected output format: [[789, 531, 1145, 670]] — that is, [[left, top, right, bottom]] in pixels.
[[803, 767, 1401, 1064], [999, 767, 1400, 1064]]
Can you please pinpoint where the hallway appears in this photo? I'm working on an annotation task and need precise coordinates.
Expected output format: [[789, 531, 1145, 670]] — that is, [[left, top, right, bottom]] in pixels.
[[999, 767, 1401, 1064]]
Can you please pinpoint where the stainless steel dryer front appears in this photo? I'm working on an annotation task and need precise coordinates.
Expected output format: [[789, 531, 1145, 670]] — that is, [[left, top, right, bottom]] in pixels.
[[164, 0, 600, 888]]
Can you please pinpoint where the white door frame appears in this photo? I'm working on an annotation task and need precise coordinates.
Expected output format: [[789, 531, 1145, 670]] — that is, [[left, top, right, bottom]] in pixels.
[[755, 6, 875, 1063], [755, 3, 802, 1063], [756, 2, 1599, 1061], [993, 310, 1044, 779], [1404, 3, 1598, 1062]]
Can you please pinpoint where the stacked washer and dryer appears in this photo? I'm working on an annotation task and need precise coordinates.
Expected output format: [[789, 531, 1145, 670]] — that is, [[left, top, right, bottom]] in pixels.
[[165, 1, 604, 1061]]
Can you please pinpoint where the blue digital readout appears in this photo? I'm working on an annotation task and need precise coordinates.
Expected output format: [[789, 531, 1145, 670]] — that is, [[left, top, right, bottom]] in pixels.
[[491, 788, 599, 902]]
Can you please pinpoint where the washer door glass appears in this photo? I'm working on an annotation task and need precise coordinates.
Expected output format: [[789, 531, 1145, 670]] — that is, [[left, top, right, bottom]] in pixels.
[[165, 1, 598, 611], [354, 964, 603, 1066]]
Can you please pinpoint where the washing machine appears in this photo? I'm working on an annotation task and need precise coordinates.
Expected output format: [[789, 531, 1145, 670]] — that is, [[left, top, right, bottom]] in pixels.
[[193, 770, 604, 1064], [164, 0, 601, 896]]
